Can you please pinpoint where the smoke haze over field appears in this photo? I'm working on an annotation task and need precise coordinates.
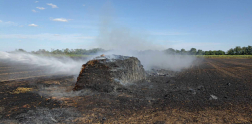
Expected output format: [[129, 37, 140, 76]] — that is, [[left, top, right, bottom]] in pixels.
[[94, 25, 197, 71], [0, 51, 86, 75]]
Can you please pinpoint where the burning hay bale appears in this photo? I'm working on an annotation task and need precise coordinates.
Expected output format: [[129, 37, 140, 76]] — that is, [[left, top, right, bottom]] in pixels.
[[73, 55, 146, 92]]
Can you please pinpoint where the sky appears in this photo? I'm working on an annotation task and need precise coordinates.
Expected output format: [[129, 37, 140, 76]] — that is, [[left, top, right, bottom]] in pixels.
[[0, 0, 251, 52]]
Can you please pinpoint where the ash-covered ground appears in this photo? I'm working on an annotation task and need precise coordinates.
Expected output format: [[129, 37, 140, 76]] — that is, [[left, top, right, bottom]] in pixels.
[[0, 56, 252, 123]]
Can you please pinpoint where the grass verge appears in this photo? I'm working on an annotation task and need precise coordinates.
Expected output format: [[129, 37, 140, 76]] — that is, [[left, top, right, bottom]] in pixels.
[[197, 55, 252, 59]]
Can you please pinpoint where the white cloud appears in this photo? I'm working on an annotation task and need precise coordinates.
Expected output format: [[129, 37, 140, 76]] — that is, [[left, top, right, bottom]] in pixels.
[[28, 24, 38, 27], [19, 25, 24, 27], [54, 34, 60, 36], [36, 7, 45, 10], [83, 4, 85, 6], [35, 1, 39, 3], [51, 18, 69, 22], [47, 3, 58, 8], [0, 20, 18, 27], [32, 10, 37, 13], [0, 21, 18, 26]]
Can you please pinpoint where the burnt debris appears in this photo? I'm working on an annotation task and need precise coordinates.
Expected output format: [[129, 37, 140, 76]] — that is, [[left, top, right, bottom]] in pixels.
[[73, 55, 146, 92]]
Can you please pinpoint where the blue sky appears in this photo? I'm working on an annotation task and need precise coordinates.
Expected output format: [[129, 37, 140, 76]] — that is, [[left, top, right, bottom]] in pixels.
[[0, 0, 251, 52]]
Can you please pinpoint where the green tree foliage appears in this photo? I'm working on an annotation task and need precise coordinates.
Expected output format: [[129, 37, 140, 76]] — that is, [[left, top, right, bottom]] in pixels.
[[209, 50, 215, 55], [241, 47, 247, 55], [180, 49, 186, 54], [227, 48, 234, 55], [165, 48, 176, 54], [36, 49, 50, 54], [215, 50, 225, 55], [234, 46, 242, 55], [205, 51, 210, 55], [248, 46, 252, 55], [189, 48, 197, 55], [16, 49, 26, 52], [197, 49, 204, 55], [64, 48, 70, 54], [227, 46, 252, 55]]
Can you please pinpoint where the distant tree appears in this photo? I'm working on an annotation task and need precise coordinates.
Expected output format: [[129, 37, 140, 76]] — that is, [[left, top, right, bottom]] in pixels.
[[64, 48, 70, 54], [205, 51, 210, 55], [241, 47, 247, 55], [197, 49, 204, 55], [35, 49, 49, 54], [209, 50, 215, 55], [220, 50, 225, 55], [165, 48, 176, 54], [189, 48, 197, 55], [234, 46, 242, 55], [227, 48, 234, 55], [247, 45, 252, 55], [180, 48, 186, 54], [52, 49, 63, 54], [175, 50, 180, 54], [215, 50, 220, 55], [16, 49, 26, 52], [215, 50, 225, 55], [69, 49, 74, 54], [213, 50, 217, 55]]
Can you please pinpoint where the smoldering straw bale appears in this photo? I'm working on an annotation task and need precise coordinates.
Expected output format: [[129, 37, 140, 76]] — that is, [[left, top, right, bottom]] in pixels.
[[73, 55, 146, 92]]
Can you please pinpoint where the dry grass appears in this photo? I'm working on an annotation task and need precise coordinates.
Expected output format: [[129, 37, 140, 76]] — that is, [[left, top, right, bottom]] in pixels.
[[197, 55, 252, 59], [10, 87, 33, 94]]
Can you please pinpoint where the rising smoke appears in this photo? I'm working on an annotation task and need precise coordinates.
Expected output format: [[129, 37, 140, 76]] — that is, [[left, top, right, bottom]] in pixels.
[[94, 2, 196, 71]]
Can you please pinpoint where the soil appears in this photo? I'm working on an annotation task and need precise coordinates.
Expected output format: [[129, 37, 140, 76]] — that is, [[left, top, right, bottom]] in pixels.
[[0, 58, 252, 123]]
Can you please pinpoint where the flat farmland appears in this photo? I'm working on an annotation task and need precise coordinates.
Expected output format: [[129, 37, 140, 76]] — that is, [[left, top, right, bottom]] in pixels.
[[0, 62, 58, 82], [0, 58, 252, 123]]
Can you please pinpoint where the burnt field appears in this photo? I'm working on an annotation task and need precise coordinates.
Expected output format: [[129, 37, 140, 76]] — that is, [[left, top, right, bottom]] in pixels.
[[0, 58, 252, 123]]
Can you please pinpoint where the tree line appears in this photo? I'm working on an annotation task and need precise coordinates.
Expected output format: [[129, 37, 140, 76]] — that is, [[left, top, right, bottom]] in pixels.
[[164, 48, 225, 55], [15, 48, 106, 55], [226, 46, 252, 55], [14, 45, 252, 55], [165, 45, 252, 55]]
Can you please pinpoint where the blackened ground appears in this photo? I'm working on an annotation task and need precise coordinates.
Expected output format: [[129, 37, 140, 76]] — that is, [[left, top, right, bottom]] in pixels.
[[0, 58, 252, 123]]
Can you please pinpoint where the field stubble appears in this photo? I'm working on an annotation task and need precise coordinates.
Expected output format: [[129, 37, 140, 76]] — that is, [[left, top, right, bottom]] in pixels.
[[0, 58, 251, 123]]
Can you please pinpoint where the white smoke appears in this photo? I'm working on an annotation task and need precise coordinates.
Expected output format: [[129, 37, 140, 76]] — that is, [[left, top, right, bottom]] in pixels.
[[101, 50, 196, 71], [95, 13, 196, 71], [0, 51, 86, 75]]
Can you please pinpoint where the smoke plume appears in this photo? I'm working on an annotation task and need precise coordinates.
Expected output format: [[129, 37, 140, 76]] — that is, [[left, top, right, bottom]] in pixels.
[[94, 4, 196, 71], [0, 51, 86, 75]]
